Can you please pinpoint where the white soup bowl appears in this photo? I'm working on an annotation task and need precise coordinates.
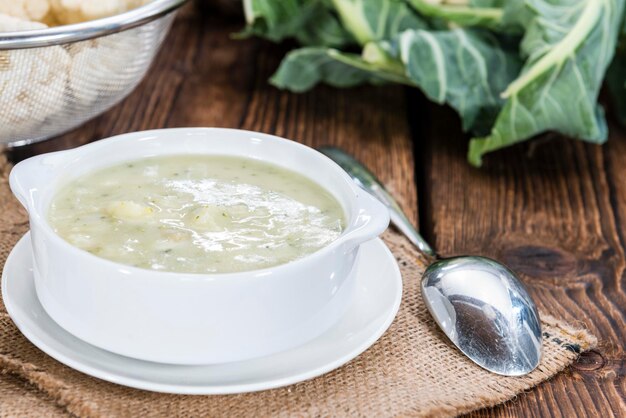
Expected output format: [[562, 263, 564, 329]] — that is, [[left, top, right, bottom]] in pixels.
[[9, 128, 390, 364]]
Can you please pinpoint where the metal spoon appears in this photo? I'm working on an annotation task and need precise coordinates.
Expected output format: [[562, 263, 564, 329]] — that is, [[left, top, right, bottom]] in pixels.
[[319, 147, 542, 376]]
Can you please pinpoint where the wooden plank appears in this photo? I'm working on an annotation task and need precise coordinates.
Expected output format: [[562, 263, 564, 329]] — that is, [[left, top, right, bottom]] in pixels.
[[413, 92, 626, 417]]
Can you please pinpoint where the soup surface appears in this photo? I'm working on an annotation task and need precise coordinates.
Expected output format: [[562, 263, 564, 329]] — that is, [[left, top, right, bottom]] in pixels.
[[48, 155, 345, 273]]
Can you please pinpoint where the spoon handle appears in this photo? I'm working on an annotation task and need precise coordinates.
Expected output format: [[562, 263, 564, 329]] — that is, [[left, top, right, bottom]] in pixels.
[[318, 147, 436, 257]]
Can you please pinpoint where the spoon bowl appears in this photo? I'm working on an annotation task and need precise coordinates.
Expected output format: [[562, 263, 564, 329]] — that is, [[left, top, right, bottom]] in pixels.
[[319, 146, 543, 376], [422, 256, 542, 375]]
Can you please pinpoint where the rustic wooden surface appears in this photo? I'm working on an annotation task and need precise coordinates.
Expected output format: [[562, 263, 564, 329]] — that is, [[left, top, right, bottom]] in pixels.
[[8, 4, 625, 417]]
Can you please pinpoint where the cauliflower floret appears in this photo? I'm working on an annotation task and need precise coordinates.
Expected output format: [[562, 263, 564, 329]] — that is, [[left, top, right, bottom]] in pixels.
[[106, 201, 154, 220], [0, 14, 70, 138], [0, 0, 53, 24], [50, 0, 149, 25], [0, 13, 47, 31]]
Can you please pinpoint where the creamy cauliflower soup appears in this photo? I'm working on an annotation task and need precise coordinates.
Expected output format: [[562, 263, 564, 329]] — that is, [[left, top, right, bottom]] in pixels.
[[48, 156, 345, 273]]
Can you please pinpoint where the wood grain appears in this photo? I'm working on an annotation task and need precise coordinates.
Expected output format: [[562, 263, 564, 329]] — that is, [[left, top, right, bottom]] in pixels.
[[410, 92, 626, 417], [7, 3, 625, 416]]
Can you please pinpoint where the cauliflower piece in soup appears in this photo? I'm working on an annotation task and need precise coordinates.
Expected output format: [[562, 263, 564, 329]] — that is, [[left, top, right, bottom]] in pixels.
[[107, 201, 155, 221]]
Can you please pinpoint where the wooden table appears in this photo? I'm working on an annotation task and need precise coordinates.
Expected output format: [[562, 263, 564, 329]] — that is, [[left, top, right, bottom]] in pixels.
[[9, 5, 625, 416]]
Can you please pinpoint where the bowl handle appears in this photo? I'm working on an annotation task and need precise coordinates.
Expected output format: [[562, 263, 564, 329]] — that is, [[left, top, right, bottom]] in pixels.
[[340, 191, 390, 253], [9, 151, 70, 210]]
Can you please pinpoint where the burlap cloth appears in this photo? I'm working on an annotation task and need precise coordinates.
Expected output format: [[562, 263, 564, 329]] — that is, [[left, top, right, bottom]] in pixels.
[[0, 155, 597, 417]]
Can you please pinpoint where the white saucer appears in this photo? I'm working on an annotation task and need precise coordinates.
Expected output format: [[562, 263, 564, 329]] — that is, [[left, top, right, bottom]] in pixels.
[[2, 233, 402, 395]]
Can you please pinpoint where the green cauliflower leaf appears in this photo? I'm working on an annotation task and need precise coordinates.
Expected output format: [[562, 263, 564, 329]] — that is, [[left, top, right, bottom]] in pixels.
[[468, 0, 625, 166]]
